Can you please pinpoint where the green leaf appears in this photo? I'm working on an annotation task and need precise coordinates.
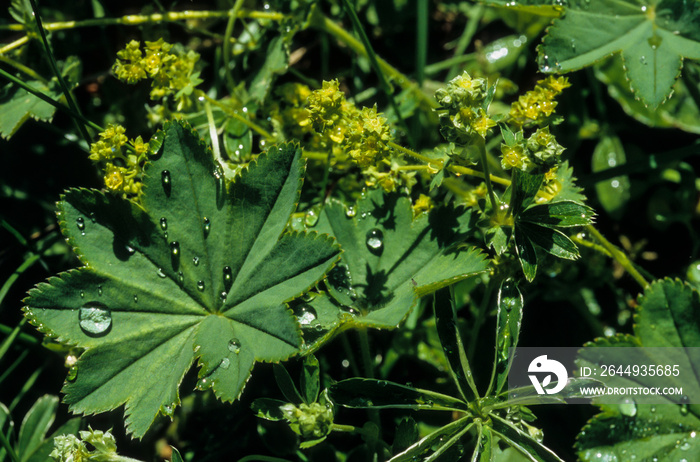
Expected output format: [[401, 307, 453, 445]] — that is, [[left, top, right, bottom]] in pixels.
[[25, 418, 81, 462], [314, 189, 488, 329], [434, 290, 479, 403], [0, 57, 81, 139], [251, 398, 288, 421], [595, 56, 700, 133], [223, 114, 253, 162], [514, 227, 538, 282], [300, 355, 320, 405], [510, 170, 545, 218], [491, 415, 564, 462], [170, 446, 184, 462], [23, 120, 340, 437], [575, 279, 700, 461], [273, 364, 304, 405], [249, 36, 289, 103], [17, 395, 57, 462], [330, 378, 468, 411], [389, 416, 474, 462], [490, 279, 524, 396], [516, 222, 579, 260], [518, 201, 595, 228], [592, 134, 631, 219], [538, 0, 700, 107]]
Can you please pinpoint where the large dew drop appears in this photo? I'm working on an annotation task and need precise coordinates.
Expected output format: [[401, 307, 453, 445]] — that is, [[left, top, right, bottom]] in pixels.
[[228, 338, 241, 354], [365, 228, 384, 254], [76, 217, 86, 235], [223, 266, 233, 291], [79, 302, 112, 336]]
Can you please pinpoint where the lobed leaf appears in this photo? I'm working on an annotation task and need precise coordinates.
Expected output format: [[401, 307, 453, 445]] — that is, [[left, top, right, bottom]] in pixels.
[[575, 279, 700, 460], [538, 0, 700, 107], [313, 189, 488, 329], [23, 120, 340, 437]]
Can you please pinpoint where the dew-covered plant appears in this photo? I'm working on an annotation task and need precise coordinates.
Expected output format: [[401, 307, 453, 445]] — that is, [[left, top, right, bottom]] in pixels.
[[2, 1, 700, 461]]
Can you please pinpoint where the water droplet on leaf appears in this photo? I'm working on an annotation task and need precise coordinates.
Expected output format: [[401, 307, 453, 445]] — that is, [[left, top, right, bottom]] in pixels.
[[197, 280, 205, 291], [79, 302, 112, 336], [170, 241, 180, 257], [157, 268, 167, 278], [365, 228, 384, 254], [298, 305, 318, 326], [193, 256, 200, 266], [203, 217, 211, 237], [220, 358, 230, 369], [161, 170, 172, 196], [223, 266, 233, 291], [305, 210, 319, 227], [619, 397, 637, 417], [228, 338, 241, 353], [76, 217, 85, 235], [160, 217, 168, 231]]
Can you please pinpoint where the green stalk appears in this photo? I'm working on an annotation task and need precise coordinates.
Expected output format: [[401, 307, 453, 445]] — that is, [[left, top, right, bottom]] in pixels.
[[223, 0, 245, 94], [28, 0, 91, 144], [447, 4, 484, 79], [0, 429, 20, 462], [585, 226, 649, 290], [338, 0, 414, 147], [310, 12, 437, 110], [477, 137, 499, 210]]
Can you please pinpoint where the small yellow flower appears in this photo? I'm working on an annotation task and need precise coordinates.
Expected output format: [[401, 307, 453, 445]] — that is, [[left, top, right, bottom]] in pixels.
[[543, 76, 571, 93], [472, 110, 497, 138], [104, 165, 125, 192], [501, 144, 526, 170], [132, 136, 149, 156]]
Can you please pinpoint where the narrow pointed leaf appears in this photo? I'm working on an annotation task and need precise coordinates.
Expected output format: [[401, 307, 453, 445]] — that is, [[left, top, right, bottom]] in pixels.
[[273, 363, 304, 405], [517, 222, 579, 260], [330, 378, 468, 411], [514, 227, 538, 282], [473, 424, 493, 462], [519, 201, 595, 228], [434, 290, 479, 403], [300, 355, 320, 404], [23, 120, 340, 437], [490, 279, 524, 396], [511, 170, 545, 218], [389, 416, 474, 462], [18, 395, 58, 462], [491, 415, 565, 462]]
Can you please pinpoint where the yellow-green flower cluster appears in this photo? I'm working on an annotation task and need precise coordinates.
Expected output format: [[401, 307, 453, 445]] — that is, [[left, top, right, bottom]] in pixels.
[[435, 71, 496, 145], [302, 79, 345, 133], [500, 126, 564, 173], [50, 427, 118, 462], [113, 39, 202, 109], [89, 124, 150, 197], [509, 76, 571, 127], [280, 402, 334, 440], [303, 81, 393, 169]]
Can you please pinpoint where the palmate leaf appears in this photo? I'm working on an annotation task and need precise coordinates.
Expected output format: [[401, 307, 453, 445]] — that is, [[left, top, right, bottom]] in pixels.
[[23, 120, 340, 438], [538, 0, 700, 107], [575, 279, 700, 461], [310, 189, 489, 331]]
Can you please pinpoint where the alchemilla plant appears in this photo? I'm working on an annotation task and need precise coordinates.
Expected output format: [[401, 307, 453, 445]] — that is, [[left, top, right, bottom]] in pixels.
[[1, 0, 700, 461]]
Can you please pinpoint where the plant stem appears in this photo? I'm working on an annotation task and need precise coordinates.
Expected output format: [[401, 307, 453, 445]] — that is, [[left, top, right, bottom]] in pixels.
[[196, 90, 274, 141], [585, 225, 649, 289], [310, 12, 437, 110], [446, 4, 484, 79], [477, 137, 498, 210], [338, 0, 414, 147], [29, 0, 91, 145], [0, 429, 20, 462], [222, 0, 245, 94]]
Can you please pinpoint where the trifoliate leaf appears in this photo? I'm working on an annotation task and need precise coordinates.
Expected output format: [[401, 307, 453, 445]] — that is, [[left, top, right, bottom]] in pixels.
[[576, 279, 700, 461], [23, 120, 340, 437], [538, 0, 700, 107], [311, 189, 488, 329]]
